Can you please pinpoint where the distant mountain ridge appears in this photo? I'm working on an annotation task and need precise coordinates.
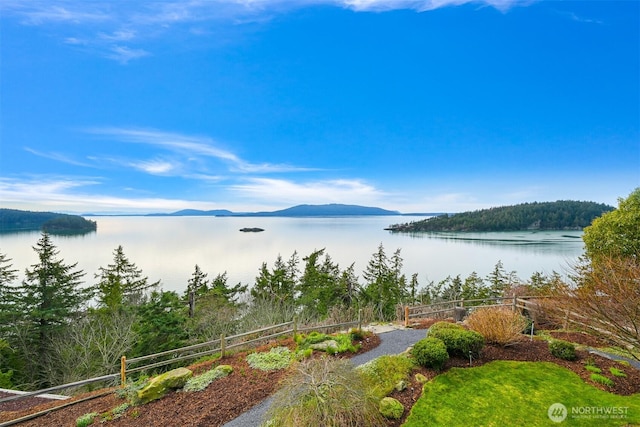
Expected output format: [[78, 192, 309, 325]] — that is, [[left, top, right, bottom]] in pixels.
[[149, 204, 409, 217]]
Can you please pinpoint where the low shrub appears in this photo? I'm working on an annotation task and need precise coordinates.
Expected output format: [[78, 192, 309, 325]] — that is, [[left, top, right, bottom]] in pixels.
[[265, 357, 385, 427], [295, 332, 360, 354], [427, 321, 464, 335], [429, 326, 484, 357], [246, 347, 293, 371], [590, 373, 614, 387], [76, 412, 98, 427], [357, 355, 415, 400], [549, 340, 577, 361], [379, 397, 404, 419], [183, 364, 233, 392], [412, 337, 449, 371], [466, 307, 528, 346], [609, 367, 627, 378], [585, 365, 601, 373]]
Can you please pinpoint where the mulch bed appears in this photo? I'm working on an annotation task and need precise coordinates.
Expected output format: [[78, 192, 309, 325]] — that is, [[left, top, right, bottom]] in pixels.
[[1, 332, 638, 427]]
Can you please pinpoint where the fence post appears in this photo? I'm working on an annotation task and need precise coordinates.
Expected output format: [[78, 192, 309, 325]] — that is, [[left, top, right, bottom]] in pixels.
[[220, 333, 226, 358], [120, 356, 126, 388], [293, 315, 298, 340], [404, 306, 409, 327], [512, 296, 517, 312], [358, 308, 362, 331], [563, 310, 569, 330]]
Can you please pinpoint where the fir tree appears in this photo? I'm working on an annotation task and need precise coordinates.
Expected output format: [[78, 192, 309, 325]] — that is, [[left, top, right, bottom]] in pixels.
[[15, 233, 89, 387]]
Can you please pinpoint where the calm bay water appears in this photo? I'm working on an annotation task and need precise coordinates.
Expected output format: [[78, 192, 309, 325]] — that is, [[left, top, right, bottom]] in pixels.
[[0, 216, 585, 294]]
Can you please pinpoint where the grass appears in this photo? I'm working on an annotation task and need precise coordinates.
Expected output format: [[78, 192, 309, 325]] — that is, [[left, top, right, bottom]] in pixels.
[[404, 361, 640, 427], [590, 373, 615, 388], [609, 367, 627, 378]]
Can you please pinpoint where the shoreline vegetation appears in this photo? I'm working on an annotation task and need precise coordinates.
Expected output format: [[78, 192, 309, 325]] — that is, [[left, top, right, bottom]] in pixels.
[[385, 201, 614, 233], [0, 209, 97, 234]]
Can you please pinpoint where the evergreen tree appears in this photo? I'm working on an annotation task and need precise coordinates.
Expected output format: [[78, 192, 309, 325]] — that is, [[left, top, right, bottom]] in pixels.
[[362, 244, 405, 320], [461, 271, 488, 303], [0, 252, 18, 333], [486, 260, 514, 297], [94, 245, 159, 311], [14, 232, 89, 387], [297, 249, 341, 318], [338, 263, 359, 307], [0, 253, 18, 388], [209, 272, 247, 306], [134, 290, 188, 356], [186, 264, 210, 298], [251, 253, 298, 307]]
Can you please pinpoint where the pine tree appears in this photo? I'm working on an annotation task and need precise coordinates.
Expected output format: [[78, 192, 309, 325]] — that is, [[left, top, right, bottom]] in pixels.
[[94, 245, 159, 311], [297, 248, 341, 318], [15, 232, 89, 387], [0, 252, 18, 333], [186, 264, 210, 298]]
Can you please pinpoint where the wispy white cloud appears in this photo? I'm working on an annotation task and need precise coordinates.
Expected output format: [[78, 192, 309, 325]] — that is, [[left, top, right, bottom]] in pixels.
[[85, 127, 314, 174], [106, 46, 151, 63], [0, 176, 229, 214], [24, 147, 94, 167], [565, 11, 603, 25], [128, 159, 177, 175], [2, 0, 533, 63], [231, 177, 385, 205]]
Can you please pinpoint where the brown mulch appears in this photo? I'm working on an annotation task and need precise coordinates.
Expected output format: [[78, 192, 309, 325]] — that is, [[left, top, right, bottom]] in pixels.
[[548, 330, 613, 348], [0, 334, 380, 427], [1, 332, 638, 427]]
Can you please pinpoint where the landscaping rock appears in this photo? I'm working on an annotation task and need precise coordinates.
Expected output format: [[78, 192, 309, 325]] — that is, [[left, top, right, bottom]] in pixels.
[[309, 340, 339, 352], [395, 380, 407, 391], [137, 367, 193, 404], [415, 373, 428, 384], [379, 397, 404, 419]]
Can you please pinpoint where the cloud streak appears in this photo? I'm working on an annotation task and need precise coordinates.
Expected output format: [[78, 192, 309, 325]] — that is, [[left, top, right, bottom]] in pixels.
[[231, 177, 386, 206], [2, 0, 531, 62], [86, 127, 315, 174]]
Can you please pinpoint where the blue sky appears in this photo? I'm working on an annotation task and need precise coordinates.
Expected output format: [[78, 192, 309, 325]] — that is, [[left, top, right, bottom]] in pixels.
[[0, 0, 638, 214]]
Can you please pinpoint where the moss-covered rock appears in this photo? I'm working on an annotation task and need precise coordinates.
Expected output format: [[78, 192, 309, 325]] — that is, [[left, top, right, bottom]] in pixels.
[[379, 397, 404, 419], [137, 367, 193, 404], [415, 373, 428, 384]]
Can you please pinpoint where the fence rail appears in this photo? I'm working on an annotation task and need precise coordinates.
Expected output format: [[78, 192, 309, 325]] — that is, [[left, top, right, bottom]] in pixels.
[[0, 314, 362, 409]]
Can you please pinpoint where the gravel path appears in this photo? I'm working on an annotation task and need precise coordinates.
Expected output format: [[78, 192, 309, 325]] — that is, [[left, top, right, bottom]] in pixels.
[[222, 327, 426, 427]]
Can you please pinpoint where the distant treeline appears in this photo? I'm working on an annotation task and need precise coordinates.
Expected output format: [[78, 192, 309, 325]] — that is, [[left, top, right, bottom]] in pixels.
[[386, 201, 614, 232], [0, 209, 97, 234]]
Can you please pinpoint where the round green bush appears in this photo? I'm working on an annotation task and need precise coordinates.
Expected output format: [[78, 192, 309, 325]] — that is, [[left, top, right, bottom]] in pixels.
[[427, 321, 464, 336], [412, 337, 449, 370], [548, 339, 577, 361], [428, 327, 485, 357], [379, 397, 404, 419]]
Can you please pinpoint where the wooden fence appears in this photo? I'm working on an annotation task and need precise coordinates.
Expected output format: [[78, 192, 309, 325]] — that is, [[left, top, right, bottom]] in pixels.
[[0, 313, 362, 411]]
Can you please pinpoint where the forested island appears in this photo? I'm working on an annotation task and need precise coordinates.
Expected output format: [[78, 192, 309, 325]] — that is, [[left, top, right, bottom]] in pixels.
[[0, 209, 97, 234], [385, 201, 614, 232]]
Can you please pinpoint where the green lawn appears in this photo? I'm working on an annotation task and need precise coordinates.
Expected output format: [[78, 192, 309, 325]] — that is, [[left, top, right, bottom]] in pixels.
[[403, 361, 640, 427]]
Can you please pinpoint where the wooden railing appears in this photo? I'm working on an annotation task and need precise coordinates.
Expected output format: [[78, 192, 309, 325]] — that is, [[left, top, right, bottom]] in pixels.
[[400, 296, 556, 325], [0, 313, 363, 412]]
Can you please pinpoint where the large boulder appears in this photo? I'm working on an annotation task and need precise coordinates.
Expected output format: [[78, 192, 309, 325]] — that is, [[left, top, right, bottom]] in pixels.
[[379, 397, 404, 419], [309, 340, 339, 353], [137, 367, 193, 404]]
